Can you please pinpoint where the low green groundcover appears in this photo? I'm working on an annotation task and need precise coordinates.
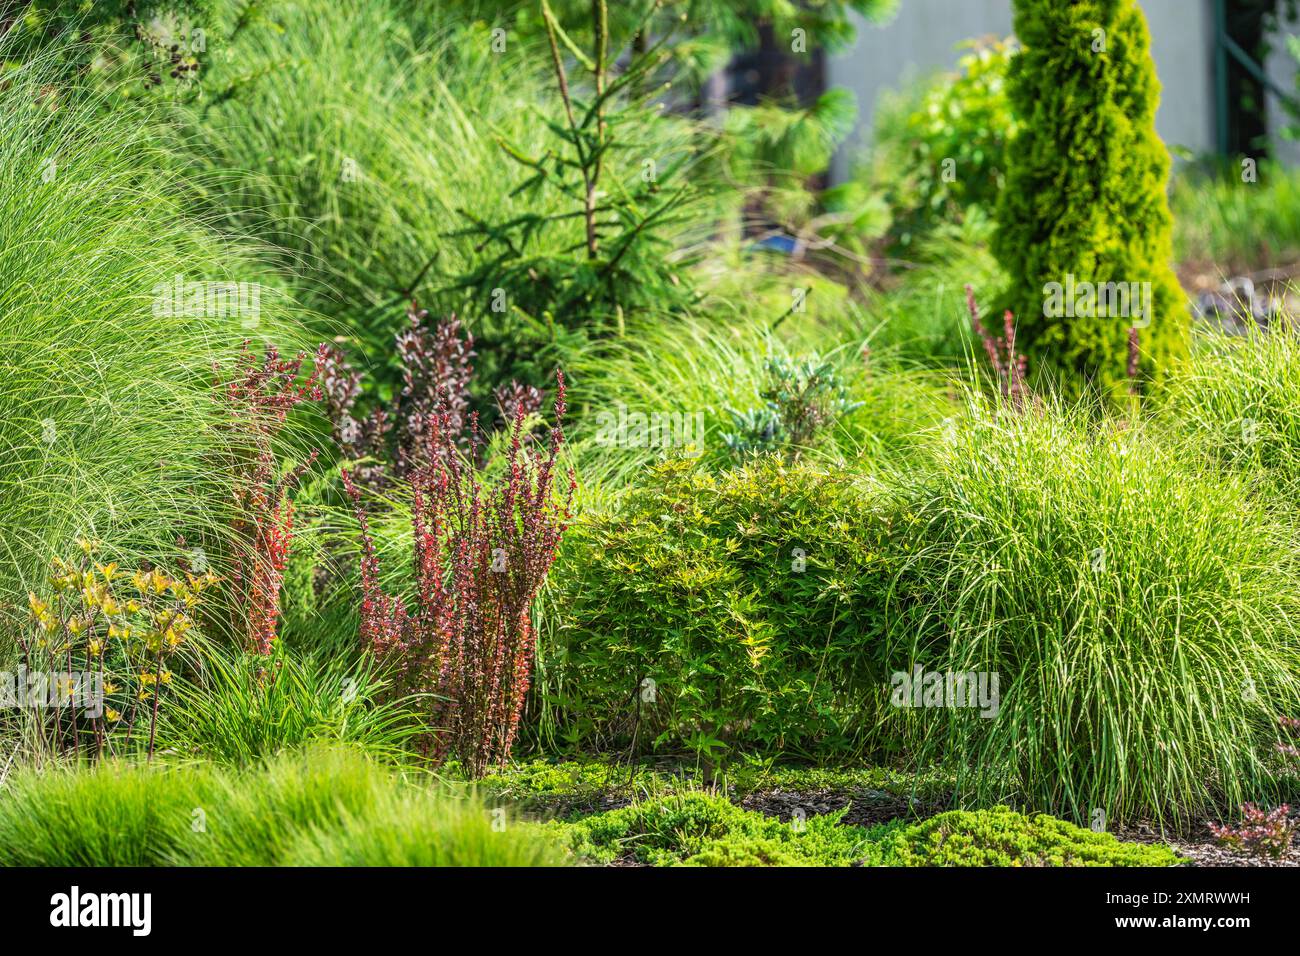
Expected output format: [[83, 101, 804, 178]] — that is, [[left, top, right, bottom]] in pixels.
[[556, 794, 1183, 867], [880, 806, 1183, 867]]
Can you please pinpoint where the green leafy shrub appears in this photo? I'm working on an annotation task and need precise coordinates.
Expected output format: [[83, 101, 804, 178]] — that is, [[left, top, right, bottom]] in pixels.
[[992, 0, 1188, 398], [0, 0, 216, 95], [557, 792, 890, 866], [866, 38, 1018, 250], [0, 745, 564, 867], [544, 457, 897, 759], [888, 398, 1300, 824], [880, 806, 1181, 866]]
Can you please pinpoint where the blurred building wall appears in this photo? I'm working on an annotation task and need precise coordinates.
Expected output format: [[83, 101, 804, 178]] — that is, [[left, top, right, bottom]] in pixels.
[[1268, 25, 1300, 165], [826, 0, 1299, 182]]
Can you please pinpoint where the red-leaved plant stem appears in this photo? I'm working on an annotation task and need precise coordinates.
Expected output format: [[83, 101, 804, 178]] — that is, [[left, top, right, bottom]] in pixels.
[[965, 284, 1029, 409], [221, 342, 325, 654], [343, 369, 574, 776]]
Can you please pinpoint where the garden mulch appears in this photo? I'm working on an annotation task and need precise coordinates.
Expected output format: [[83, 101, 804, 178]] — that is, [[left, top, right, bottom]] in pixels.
[[738, 785, 931, 828], [1119, 815, 1300, 868]]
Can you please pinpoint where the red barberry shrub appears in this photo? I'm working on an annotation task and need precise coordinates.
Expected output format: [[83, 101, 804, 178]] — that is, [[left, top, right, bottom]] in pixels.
[[396, 302, 475, 474], [1209, 803, 1295, 860], [218, 342, 324, 654], [318, 343, 391, 488], [494, 380, 544, 432], [342, 370, 574, 777], [319, 304, 479, 482]]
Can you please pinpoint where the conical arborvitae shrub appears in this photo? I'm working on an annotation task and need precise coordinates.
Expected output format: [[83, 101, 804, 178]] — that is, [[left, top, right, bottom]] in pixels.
[[992, 0, 1188, 399]]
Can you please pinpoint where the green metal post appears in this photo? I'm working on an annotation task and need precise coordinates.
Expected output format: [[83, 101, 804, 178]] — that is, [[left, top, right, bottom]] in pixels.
[[1214, 0, 1230, 156]]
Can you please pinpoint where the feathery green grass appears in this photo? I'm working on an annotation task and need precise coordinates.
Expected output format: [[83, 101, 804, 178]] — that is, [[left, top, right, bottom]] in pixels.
[[1161, 325, 1300, 498], [173, 0, 716, 381], [562, 313, 952, 495], [0, 49, 305, 634], [0, 744, 564, 867], [886, 396, 1300, 825]]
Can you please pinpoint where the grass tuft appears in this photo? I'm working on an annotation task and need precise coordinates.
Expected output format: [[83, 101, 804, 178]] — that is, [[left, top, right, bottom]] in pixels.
[[887, 395, 1300, 825]]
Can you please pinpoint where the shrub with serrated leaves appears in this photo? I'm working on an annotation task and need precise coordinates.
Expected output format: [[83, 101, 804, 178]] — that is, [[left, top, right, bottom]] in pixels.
[[544, 457, 896, 760]]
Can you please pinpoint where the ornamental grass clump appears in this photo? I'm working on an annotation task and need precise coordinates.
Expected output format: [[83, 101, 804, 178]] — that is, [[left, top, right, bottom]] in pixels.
[[155, 643, 421, 767], [887, 396, 1300, 825], [343, 372, 574, 777], [1161, 324, 1300, 498], [0, 46, 302, 615], [0, 744, 565, 867]]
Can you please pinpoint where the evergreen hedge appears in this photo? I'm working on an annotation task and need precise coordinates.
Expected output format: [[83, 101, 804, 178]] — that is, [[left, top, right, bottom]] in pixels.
[[993, 0, 1188, 398]]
